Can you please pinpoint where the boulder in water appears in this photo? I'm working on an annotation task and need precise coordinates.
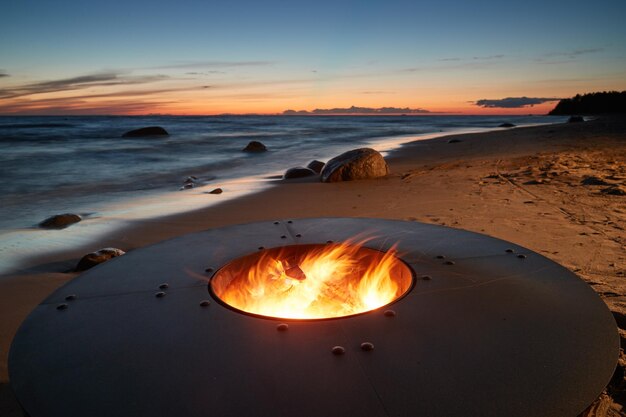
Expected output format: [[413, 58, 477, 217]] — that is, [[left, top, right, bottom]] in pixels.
[[122, 126, 169, 137], [242, 141, 267, 152]]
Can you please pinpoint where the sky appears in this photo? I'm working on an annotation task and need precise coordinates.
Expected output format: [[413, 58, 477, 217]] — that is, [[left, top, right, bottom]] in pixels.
[[1, 0, 625, 115]]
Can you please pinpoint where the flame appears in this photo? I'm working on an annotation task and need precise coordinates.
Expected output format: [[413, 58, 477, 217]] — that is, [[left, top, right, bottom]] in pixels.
[[211, 240, 412, 319]]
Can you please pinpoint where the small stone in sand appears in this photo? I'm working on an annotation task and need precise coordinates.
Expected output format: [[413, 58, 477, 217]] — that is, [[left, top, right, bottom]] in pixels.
[[568, 116, 584, 123], [499, 123, 516, 128], [581, 176, 611, 186], [208, 188, 223, 194], [122, 126, 169, 137], [76, 248, 125, 271], [39, 213, 82, 229], [242, 141, 267, 152], [448, 139, 462, 144], [283, 167, 317, 179], [602, 185, 626, 196]]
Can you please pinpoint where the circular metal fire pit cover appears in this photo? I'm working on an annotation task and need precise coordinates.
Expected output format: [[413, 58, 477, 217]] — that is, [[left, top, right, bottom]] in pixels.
[[9, 218, 618, 417]]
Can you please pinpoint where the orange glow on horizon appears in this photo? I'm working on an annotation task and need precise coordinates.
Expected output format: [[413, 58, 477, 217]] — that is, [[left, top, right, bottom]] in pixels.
[[0, 99, 559, 116], [0, 77, 563, 116]]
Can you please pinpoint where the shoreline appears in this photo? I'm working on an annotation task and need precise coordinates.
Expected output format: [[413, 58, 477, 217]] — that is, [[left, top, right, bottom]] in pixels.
[[1, 117, 624, 415], [0, 118, 615, 278], [0, 119, 562, 278]]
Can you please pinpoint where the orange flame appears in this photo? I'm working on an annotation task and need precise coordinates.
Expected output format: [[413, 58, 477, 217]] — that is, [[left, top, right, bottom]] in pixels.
[[211, 240, 412, 319]]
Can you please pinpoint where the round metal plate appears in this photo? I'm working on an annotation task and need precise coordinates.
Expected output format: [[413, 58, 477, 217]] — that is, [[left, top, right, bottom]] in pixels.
[[9, 218, 618, 417]]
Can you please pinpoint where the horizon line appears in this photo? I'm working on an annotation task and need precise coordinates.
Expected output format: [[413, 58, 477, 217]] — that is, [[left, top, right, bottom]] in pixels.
[[0, 112, 553, 117]]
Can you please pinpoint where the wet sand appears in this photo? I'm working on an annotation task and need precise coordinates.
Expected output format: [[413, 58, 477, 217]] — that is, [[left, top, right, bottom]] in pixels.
[[1, 116, 625, 416]]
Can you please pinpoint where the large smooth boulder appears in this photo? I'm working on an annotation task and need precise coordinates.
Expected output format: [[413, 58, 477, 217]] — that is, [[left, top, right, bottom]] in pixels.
[[242, 141, 267, 152], [321, 148, 389, 183], [122, 126, 169, 137], [39, 213, 82, 229], [283, 167, 317, 179], [76, 248, 126, 271], [499, 123, 516, 128]]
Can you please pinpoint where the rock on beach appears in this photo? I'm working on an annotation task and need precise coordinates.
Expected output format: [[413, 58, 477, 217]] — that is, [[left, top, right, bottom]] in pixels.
[[39, 213, 82, 229], [581, 176, 610, 186], [321, 148, 389, 183], [602, 185, 626, 196], [76, 248, 126, 271], [283, 167, 317, 179], [306, 160, 326, 173]]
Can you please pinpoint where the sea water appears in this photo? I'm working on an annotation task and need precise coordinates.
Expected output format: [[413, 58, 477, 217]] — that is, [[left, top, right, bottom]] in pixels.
[[0, 115, 565, 274]]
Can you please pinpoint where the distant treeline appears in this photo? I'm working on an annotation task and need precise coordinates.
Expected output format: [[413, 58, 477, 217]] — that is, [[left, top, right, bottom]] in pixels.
[[549, 91, 626, 115]]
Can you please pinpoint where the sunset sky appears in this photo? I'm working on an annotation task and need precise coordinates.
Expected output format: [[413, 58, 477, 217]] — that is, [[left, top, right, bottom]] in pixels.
[[1, 0, 625, 115]]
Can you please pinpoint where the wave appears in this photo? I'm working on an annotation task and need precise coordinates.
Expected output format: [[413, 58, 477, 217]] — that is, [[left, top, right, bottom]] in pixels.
[[0, 122, 76, 129]]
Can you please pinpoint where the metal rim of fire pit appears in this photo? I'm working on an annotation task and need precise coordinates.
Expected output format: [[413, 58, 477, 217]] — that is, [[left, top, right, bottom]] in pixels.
[[9, 218, 618, 417]]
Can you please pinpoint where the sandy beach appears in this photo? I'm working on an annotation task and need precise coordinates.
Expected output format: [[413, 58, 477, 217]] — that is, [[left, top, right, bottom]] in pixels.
[[1, 117, 625, 416]]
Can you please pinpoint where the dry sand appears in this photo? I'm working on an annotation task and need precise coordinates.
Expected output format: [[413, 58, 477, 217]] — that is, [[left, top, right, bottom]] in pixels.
[[1, 117, 625, 416]]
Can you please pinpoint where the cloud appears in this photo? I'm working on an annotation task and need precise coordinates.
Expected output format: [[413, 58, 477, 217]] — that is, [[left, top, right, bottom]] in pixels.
[[203, 91, 301, 101], [0, 98, 178, 115], [403, 56, 505, 73], [0, 72, 169, 99], [549, 48, 604, 58], [283, 106, 430, 115], [185, 70, 226, 75], [359, 91, 396, 95], [474, 97, 562, 108], [535, 48, 604, 64], [0, 77, 208, 115], [149, 60, 274, 70], [472, 54, 504, 60], [438, 55, 504, 63]]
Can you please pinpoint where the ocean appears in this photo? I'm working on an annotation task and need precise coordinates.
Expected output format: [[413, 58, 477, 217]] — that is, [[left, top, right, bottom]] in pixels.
[[0, 115, 566, 274]]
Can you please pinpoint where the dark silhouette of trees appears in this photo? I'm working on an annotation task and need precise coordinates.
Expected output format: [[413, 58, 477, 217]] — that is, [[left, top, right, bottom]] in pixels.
[[549, 91, 626, 115]]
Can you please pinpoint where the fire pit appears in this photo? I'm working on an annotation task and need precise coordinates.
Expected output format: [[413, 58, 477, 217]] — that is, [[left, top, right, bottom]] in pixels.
[[211, 241, 413, 319], [9, 218, 618, 417]]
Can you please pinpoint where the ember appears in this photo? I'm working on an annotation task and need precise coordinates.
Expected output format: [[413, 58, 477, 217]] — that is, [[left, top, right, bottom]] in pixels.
[[210, 240, 413, 319]]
